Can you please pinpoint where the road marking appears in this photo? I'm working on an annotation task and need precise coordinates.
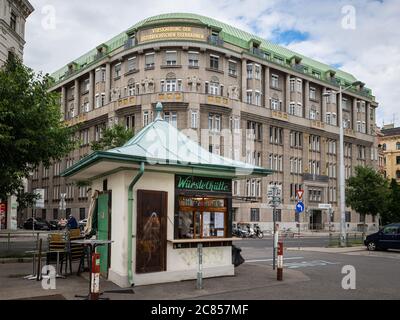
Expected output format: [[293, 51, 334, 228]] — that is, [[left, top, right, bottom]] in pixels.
[[246, 257, 304, 263], [274, 260, 340, 269]]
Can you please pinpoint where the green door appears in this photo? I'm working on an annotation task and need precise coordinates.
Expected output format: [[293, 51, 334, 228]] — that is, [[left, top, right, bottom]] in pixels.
[[97, 193, 111, 277]]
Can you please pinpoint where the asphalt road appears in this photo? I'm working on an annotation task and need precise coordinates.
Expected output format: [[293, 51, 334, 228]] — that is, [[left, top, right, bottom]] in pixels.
[[234, 236, 330, 250], [207, 238, 400, 299]]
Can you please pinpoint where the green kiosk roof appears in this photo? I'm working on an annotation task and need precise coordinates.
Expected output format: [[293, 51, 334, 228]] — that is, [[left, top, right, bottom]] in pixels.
[[62, 104, 272, 181]]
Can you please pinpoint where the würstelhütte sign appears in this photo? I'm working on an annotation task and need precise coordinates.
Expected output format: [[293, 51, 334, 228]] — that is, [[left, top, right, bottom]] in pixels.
[[176, 175, 231, 193]]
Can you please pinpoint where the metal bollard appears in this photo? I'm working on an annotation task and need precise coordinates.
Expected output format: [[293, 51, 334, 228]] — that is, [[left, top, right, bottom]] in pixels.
[[197, 243, 203, 290], [277, 242, 283, 281]]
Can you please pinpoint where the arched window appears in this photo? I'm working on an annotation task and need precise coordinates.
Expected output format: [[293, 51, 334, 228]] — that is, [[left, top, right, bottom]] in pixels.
[[161, 73, 182, 92], [127, 78, 135, 96], [209, 76, 220, 95]]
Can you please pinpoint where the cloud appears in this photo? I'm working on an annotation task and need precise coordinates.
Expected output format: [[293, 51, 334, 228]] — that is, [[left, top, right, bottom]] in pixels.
[[24, 0, 399, 126]]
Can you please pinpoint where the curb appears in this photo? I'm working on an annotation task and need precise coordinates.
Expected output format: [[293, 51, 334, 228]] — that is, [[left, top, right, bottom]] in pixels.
[[0, 258, 33, 264]]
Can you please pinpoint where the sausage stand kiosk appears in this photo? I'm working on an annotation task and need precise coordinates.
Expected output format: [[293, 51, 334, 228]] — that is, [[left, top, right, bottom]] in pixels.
[[62, 103, 272, 287]]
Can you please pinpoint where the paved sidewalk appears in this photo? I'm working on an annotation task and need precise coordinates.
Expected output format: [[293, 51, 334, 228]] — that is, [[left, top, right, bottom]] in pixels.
[[287, 246, 366, 254], [0, 262, 309, 300]]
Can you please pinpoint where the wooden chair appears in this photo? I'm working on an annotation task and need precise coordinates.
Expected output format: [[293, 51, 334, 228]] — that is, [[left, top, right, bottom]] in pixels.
[[63, 229, 87, 275], [46, 233, 67, 275]]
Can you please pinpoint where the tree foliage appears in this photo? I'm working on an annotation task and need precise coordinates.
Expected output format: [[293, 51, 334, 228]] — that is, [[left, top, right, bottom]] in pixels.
[[90, 124, 134, 151], [346, 166, 390, 218], [381, 179, 400, 225], [0, 56, 76, 198]]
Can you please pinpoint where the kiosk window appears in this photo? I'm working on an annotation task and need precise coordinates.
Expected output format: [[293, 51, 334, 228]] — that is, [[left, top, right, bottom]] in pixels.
[[177, 196, 227, 239]]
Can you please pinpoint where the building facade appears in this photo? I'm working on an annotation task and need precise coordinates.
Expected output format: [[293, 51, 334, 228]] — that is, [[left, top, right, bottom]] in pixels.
[[0, 0, 34, 65], [380, 125, 400, 182], [28, 13, 380, 232]]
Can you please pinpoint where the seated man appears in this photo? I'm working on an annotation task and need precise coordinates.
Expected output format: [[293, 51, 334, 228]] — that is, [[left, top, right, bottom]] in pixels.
[[67, 215, 79, 230]]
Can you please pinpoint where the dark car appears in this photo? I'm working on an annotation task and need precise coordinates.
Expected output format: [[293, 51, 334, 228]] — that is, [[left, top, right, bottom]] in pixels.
[[364, 223, 400, 251], [48, 220, 59, 230], [23, 218, 50, 231]]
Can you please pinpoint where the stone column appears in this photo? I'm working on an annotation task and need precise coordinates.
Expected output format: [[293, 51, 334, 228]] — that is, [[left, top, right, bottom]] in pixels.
[[105, 62, 111, 104], [264, 66, 270, 108], [89, 70, 95, 112], [304, 80, 309, 119], [366, 102, 371, 134], [61, 86, 66, 119], [74, 79, 79, 116], [353, 98, 358, 131], [241, 58, 247, 103], [321, 87, 327, 123], [285, 74, 290, 113]]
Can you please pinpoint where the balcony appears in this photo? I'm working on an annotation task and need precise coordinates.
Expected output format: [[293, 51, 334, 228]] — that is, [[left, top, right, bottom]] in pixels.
[[303, 173, 329, 183], [271, 110, 289, 122], [208, 35, 224, 46], [311, 120, 325, 130], [117, 96, 137, 109], [158, 92, 184, 103], [207, 95, 229, 106]]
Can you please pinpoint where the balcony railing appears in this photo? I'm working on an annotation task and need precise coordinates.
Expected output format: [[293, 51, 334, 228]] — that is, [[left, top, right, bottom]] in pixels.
[[303, 173, 329, 183]]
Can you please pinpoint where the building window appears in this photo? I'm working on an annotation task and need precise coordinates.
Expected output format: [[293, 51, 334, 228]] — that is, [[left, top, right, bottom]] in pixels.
[[309, 135, 321, 152], [345, 212, 352, 223], [164, 112, 177, 127], [80, 129, 89, 146], [191, 111, 198, 129], [145, 53, 155, 69], [208, 114, 221, 132], [270, 98, 281, 111], [188, 51, 199, 67], [290, 78, 296, 92], [275, 209, 282, 222], [161, 78, 182, 92], [254, 91, 261, 106], [246, 91, 253, 104], [396, 170, 400, 179], [114, 63, 122, 78], [290, 131, 303, 148], [125, 115, 135, 132], [247, 121, 262, 141], [143, 111, 149, 126], [250, 208, 260, 222], [247, 64, 253, 79], [209, 81, 220, 95], [308, 161, 321, 175], [165, 51, 177, 65], [397, 156, 400, 165], [95, 68, 106, 83], [270, 126, 283, 145], [310, 87, 316, 100], [271, 74, 279, 89], [79, 208, 86, 220], [255, 64, 261, 80], [210, 55, 219, 70], [228, 60, 237, 76], [10, 12, 17, 31], [127, 57, 137, 72], [177, 196, 227, 239]]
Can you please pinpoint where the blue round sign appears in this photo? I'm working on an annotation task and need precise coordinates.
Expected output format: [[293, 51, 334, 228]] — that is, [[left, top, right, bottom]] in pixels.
[[296, 201, 305, 213]]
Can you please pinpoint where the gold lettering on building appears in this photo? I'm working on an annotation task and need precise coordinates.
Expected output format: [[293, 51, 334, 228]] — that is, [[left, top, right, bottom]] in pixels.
[[140, 26, 205, 43]]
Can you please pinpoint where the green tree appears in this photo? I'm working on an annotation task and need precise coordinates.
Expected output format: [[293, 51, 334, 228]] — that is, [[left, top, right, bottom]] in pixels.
[[0, 56, 76, 199], [91, 124, 134, 151], [381, 179, 400, 225], [346, 166, 390, 222]]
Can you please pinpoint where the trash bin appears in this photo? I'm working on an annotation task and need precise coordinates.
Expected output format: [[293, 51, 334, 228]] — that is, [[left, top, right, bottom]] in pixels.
[[232, 245, 245, 267]]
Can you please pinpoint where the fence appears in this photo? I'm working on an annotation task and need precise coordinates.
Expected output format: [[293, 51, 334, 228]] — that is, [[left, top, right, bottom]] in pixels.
[[0, 231, 52, 258], [328, 233, 366, 247]]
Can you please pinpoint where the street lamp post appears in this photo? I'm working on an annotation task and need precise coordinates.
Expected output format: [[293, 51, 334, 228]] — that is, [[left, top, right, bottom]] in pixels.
[[324, 81, 362, 247]]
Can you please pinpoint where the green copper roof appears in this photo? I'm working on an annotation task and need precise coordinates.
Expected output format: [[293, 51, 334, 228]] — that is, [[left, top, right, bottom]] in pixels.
[[62, 108, 272, 179], [51, 13, 371, 97]]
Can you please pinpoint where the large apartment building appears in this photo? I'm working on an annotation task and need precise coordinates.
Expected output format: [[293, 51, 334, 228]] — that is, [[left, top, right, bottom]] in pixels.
[[380, 125, 400, 182], [0, 0, 34, 65], [28, 13, 380, 232]]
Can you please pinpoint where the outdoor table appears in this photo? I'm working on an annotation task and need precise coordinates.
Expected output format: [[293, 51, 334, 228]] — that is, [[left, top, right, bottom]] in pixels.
[[23, 250, 48, 281], [70, 239, 113, 300], [49, 249, 66, 279]]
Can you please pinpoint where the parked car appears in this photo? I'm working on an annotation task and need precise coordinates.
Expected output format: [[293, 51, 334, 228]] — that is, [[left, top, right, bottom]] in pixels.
[[79, 219, 87, 231], [365, 223, 400, 251], [23, 218, 50, 231], [48, 220, 59, 230]]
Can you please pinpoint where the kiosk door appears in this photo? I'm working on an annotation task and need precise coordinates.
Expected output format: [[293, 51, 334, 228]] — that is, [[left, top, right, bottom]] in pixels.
[[97, 192, 111, 277], [136, 190, 167, 274]]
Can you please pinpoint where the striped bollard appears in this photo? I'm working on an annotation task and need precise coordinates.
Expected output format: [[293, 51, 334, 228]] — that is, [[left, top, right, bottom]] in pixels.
[[277, 241, 283, 281]]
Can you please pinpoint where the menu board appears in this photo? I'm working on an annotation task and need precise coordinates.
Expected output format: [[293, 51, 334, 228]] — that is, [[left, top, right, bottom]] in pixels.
[[215, 213, 225, 229]]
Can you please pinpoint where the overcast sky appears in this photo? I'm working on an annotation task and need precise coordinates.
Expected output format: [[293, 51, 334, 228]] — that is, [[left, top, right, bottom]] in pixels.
[[24, 0, 400, 127]]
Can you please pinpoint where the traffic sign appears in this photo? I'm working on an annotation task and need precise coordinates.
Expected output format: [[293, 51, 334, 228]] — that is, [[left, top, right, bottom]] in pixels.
[[296, 190, 304, 200], [296, 201, 305, 213], [318, 203, 332, 210]]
